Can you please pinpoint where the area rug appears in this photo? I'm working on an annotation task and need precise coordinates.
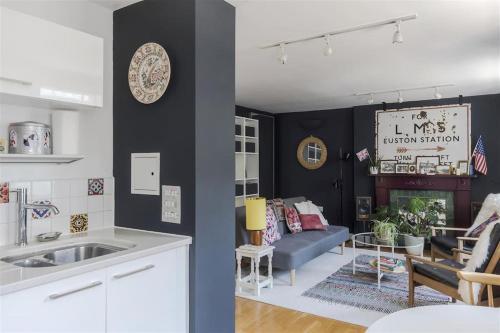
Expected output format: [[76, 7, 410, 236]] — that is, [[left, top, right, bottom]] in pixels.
[[302, 254, 450, 314]]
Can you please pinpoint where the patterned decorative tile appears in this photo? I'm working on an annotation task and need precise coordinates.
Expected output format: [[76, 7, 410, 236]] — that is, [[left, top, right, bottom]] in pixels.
[[0, 183, 9, 204], [70, 213, 88, 233], [31, 200, 52, 220], [88, 178, 104, 196]]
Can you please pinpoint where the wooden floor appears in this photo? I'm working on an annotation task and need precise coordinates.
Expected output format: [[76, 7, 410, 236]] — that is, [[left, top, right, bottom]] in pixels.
[[236, 297, 367, 333]]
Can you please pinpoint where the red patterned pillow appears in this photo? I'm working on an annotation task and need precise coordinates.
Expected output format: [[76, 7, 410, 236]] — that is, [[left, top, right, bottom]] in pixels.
[[284, 206, 302, 234], [299, 214, 327, 231]]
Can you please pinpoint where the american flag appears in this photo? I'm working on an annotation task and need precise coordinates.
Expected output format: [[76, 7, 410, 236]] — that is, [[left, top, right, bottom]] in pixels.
[[472, 135, 488, 175]]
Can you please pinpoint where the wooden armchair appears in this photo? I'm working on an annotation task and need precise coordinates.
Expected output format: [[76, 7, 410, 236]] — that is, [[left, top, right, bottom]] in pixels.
[[406, 226, 500, 307], [457, 271, 500, 307], [430, 226, 479, 263]]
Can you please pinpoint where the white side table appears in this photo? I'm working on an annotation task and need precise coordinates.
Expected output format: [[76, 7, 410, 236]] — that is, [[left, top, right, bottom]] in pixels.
[[236, 244, 274, 296]]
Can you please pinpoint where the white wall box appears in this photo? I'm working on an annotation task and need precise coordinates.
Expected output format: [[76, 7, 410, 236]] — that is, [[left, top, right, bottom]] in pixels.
[[131, 153, 160, 195], [0, 6, 104, 109], [0, 246, 189, 333]]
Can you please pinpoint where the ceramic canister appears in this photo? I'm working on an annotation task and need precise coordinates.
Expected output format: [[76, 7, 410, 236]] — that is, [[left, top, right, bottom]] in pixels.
[[8, 121, 52, 155]]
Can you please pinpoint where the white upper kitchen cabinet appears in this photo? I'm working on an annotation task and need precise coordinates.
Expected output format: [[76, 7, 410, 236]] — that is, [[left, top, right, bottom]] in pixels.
[[0, 6, 103, 109]]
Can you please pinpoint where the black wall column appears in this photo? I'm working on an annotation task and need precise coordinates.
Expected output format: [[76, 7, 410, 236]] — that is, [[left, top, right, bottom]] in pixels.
[[113, 1, 235, 332]]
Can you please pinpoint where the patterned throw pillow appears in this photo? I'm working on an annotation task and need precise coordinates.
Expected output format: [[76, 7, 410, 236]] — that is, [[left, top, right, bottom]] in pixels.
[[284, 206, 302, 234], [262, 205, 281, 245], [466, 212, 500, 238], [299, 214, 326, 231], [271, 198, 286, 222]]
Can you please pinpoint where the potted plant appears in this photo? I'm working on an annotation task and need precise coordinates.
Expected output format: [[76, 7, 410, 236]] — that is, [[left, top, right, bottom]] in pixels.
[[369, 157, 381, 175], [398, 198, 446, 255], [372, 217, 397, 244]]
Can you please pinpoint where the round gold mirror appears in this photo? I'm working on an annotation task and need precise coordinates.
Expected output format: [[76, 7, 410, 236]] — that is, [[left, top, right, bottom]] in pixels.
[[297, 136, 327, 170]]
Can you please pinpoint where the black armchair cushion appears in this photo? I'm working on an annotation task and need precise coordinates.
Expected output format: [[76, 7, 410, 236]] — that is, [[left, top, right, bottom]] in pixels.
[[431, 236, 473, 255], [414, 259, 465, 288]]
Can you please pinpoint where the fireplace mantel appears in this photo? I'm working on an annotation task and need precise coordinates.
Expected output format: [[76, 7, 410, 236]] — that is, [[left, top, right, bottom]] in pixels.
[[374, 174, 474, 228]]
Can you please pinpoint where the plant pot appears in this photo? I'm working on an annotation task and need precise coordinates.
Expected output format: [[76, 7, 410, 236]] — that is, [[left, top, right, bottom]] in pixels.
[[404, 234, 425, 256], [369, 166, 379, 175]]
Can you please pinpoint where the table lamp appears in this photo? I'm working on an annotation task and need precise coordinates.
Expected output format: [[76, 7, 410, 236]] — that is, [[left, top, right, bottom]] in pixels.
[[245, 197, 266, 246]]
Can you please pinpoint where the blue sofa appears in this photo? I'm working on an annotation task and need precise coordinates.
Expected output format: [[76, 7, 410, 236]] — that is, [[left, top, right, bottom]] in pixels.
[[236, 196, 350, 285]]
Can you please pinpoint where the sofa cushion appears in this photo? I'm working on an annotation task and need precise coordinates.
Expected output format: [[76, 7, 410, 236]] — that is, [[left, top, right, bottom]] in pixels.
[[299, 214, 326, 231], [414, 259, 465, 288], [270, 225, 349, 270], [295, 201, 328, 225], [284, 206, 302, 234], [431, 236, 473, 255], [263, 205, 281, 245]]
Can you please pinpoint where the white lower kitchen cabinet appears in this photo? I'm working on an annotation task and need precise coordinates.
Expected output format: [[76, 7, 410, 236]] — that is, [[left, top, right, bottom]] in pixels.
[[1, 270, 107, 332], [0, 245, 189, 333], [106, 247, 188, 333]]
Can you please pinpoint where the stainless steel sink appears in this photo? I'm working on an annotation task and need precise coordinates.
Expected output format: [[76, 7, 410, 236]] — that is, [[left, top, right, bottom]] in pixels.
[[1, 243, 128, 268]]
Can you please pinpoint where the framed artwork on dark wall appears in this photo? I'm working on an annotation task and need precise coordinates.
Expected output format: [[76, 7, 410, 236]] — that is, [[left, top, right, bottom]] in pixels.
[[395, 164, 409, 174], [380, 160, 397, 174], [356, 197, 372, 221], [416, 156, 440, 174]]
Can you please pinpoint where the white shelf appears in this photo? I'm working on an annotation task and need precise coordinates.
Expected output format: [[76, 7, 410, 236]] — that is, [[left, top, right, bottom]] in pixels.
[[235, 115, 259, 207], [0, 154, 84, 164]]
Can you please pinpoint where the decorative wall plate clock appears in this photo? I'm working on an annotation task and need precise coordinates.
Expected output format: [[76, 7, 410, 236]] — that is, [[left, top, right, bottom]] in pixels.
[[128, 42, 171, 104]]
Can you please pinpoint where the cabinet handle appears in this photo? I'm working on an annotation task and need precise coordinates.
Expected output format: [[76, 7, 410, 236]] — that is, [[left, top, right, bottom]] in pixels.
[[0, 76, 32, 86], [48, 281, 103, 300], [113, 264, 155, 279]]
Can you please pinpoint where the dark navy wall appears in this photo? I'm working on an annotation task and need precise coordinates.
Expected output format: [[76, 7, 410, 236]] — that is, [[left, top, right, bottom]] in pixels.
[[276, 108, 354, 229], [275, 93, 500, 231], [236, 106, 276, 199], [113, 1, 235, 332]]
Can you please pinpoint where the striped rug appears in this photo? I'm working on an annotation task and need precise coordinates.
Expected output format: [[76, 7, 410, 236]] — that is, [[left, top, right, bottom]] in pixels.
[[302, 254, 450, 314]]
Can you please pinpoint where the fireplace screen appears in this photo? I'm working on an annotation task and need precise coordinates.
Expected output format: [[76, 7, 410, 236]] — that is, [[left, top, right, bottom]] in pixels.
[[390, 190, 454, 225]]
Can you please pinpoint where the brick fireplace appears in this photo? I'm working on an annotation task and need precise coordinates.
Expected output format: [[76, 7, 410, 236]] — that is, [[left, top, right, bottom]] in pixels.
[[374, 174, 473, 228]]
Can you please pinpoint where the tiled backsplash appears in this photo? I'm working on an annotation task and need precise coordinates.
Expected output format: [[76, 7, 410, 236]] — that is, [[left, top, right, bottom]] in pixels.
[[0, 177, 114, 246]]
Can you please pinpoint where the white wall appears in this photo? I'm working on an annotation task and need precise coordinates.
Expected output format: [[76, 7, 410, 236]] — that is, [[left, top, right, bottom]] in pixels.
[[0, 0, 113, 181]]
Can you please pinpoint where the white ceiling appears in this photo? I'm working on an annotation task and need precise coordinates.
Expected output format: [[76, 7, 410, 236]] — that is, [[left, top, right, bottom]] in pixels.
[[90, 0, 141, 10], [234, 0, 500, 113]]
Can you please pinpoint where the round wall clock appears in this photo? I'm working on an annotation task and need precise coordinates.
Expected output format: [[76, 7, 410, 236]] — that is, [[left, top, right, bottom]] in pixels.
[[128, 42, 171, 104]]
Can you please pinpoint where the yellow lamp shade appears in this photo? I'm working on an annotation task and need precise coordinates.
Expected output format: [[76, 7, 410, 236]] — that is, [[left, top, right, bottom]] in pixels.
[[245, 197, 266, 230]]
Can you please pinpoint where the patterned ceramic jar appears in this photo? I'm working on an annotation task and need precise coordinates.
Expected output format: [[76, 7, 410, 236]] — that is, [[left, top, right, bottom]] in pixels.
[[8, 121, 52, 155]]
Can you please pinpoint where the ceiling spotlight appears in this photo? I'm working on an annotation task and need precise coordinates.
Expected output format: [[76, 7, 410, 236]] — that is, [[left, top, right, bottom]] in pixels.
[[323, 35, 333, 56], [397, 91, 404, 103], [392, 20, 403, 44], [434, 87, 442, 99], [367, 93, 374, 104], [278, 43, 288, 65]]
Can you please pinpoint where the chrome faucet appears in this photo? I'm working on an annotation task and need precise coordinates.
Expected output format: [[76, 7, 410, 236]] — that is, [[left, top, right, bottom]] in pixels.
[[11, 188, 60, 246]]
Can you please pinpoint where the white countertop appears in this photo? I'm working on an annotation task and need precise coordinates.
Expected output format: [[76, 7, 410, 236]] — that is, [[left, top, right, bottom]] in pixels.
[[0, 227, 192, 296]]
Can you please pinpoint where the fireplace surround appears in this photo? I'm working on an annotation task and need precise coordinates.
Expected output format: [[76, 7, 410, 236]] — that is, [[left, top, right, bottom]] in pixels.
[[374, 174, 474, 228]]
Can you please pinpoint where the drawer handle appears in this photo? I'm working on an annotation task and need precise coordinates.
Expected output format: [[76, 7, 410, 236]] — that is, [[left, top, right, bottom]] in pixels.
[[48, 281, 103, 300], [113, 264, 155, 279], [0, 76, 32, 86]]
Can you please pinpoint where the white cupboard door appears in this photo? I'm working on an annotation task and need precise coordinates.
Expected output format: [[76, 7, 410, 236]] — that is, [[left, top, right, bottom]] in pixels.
[[107, 247, 188, 333], [0, 6, 104, 108], [1, 270, 106, 332]]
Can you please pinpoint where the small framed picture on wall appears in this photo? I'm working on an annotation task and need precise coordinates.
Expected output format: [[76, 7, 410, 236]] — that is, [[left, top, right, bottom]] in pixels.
[[356, 197, 372, 221], [395, 164, 409, 174], [416, 156, 440, 174], [457, 160, 470, 175], [380, 160, 397, 174], [435, 165, 451, 175]]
